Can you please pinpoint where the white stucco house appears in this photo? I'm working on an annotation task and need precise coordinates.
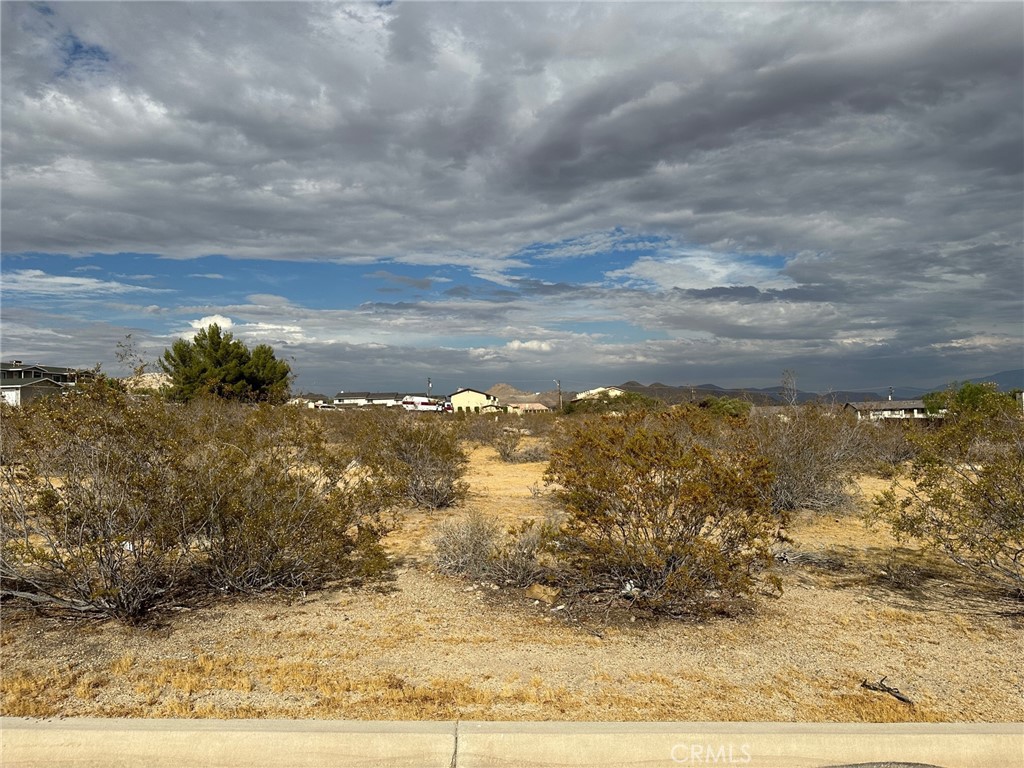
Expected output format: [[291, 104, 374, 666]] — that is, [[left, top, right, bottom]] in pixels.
[[843, 399, 934, 421], [571, 386, 628, 402]]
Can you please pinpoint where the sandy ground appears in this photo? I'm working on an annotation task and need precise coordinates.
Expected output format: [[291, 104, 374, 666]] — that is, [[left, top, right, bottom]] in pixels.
[[2, 446, 1021, 721]]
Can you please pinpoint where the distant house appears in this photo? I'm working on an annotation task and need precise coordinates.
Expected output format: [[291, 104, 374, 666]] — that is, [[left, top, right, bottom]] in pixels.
[[571, 386, 627, 402], [449, 387, 501, 413], [332, 392, 403, 408], [843, 399, 933, 421], [749, 405, 796, 421], [507, 402, 550, 415], [1, 361, 82, 407]]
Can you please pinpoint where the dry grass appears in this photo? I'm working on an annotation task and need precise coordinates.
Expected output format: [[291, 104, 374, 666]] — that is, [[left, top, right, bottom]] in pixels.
[[2, 446, 1021, 722]]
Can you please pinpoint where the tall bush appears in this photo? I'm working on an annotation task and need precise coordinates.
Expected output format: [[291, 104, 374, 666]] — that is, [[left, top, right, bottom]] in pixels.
[[353, 409, 469, 509], [0, 384, 395, 622], [873, 384, 1023, 596], [186, 402, 396, 593], [1, 382, 203, 620], [544, 410, 777, 614], [747, 405, 864, 515]]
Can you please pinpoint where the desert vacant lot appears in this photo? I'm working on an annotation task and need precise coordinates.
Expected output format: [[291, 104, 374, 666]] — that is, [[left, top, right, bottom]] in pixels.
[[2, 445, 1021, 722]]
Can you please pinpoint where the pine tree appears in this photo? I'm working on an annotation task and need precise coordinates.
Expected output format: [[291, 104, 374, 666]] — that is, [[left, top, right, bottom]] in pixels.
[[159, 324, 291, 403]]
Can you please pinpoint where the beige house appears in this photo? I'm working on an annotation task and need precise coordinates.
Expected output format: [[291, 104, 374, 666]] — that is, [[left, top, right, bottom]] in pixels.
[[507, 402, 550, 415], [449, 387, 501, 413]]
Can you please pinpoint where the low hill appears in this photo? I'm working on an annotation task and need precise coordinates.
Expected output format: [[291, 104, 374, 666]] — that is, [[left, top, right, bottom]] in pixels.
[[487, 383, 562, 409]]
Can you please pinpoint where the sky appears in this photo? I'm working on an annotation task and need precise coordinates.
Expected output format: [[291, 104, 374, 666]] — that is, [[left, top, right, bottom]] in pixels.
[[2, 1, 1022, 397]]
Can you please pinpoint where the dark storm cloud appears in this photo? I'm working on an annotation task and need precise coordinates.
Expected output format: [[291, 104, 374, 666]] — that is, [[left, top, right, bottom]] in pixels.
[[1, 2, 1021, 392]]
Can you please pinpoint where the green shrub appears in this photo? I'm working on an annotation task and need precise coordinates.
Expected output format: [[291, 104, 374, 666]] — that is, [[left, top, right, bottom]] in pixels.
[[0, 384, 394, 622], [873, 384, 1023, 596], [353, 409, 469, 509], [544, 410, 778, 614], [562, 391, 663, 416], [1, 382, 203, 621], [187, 402, 396, 593]]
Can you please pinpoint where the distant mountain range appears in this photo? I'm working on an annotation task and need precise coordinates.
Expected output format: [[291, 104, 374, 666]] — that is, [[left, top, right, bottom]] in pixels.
[[886, 369, 1023, 400], [488, 369, 1023, 408]]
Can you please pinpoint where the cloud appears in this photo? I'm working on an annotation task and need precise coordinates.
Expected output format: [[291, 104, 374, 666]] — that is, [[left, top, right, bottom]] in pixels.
[[188, 314, 233, 332], [606, 251, 793, 291], [506, 339, 554, 353], [1, 269, 167, 297], [0, 2, 1020, 393]]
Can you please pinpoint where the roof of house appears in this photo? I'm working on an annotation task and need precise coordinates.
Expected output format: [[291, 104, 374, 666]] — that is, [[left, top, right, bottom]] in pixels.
[[844, 400, 927, 411], [1, 362, 81, 375], [449, 388, 498, 398], [334, 392, 403, 400], [0, 377, 66, 390], [571, 385, 628, 402]]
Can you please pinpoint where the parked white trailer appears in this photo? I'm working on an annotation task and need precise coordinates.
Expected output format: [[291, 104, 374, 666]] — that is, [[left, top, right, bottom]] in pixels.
[[400, 396, 449, 412]]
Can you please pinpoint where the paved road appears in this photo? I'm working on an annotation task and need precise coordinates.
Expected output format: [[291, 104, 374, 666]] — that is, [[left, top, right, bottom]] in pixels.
[[1, 719, 1020, 767]]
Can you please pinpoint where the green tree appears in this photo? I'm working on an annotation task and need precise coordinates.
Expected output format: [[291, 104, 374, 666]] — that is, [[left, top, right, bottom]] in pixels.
[[159, 324, 291, 403], [923, 380, 1003, 414]]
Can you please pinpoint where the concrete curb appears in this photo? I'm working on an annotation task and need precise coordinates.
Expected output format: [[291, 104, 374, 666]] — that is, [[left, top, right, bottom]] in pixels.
[[1, 718, 1020, 768]]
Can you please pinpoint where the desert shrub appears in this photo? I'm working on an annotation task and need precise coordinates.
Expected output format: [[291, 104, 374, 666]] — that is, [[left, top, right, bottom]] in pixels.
[[492, 428, 523, 462], [187, 402, 396, 593], [543, 410, 778, 614], [0, 384, 395, 621], [490, 427, 551, 464], [0, 381, 204, 621], [562, 391, 663, 416], [432, 513, 547, 586], [456, 411, 522, 446], [872, 384, 1023, 596], [510, 441, 551, 463], [747, 405, 864, 515], [354, 409, 468, 509], [699, 396, 752, 419], [432, 511, 501, 581], [488, 519, 548, 587], [518, 411, 556, 438], [858, 421, 921, 476]]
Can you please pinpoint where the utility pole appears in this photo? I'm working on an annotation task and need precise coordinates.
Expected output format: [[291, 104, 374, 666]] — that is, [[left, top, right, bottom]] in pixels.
[[554, 379, 562, 411], [427, 377, 432, 398]]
